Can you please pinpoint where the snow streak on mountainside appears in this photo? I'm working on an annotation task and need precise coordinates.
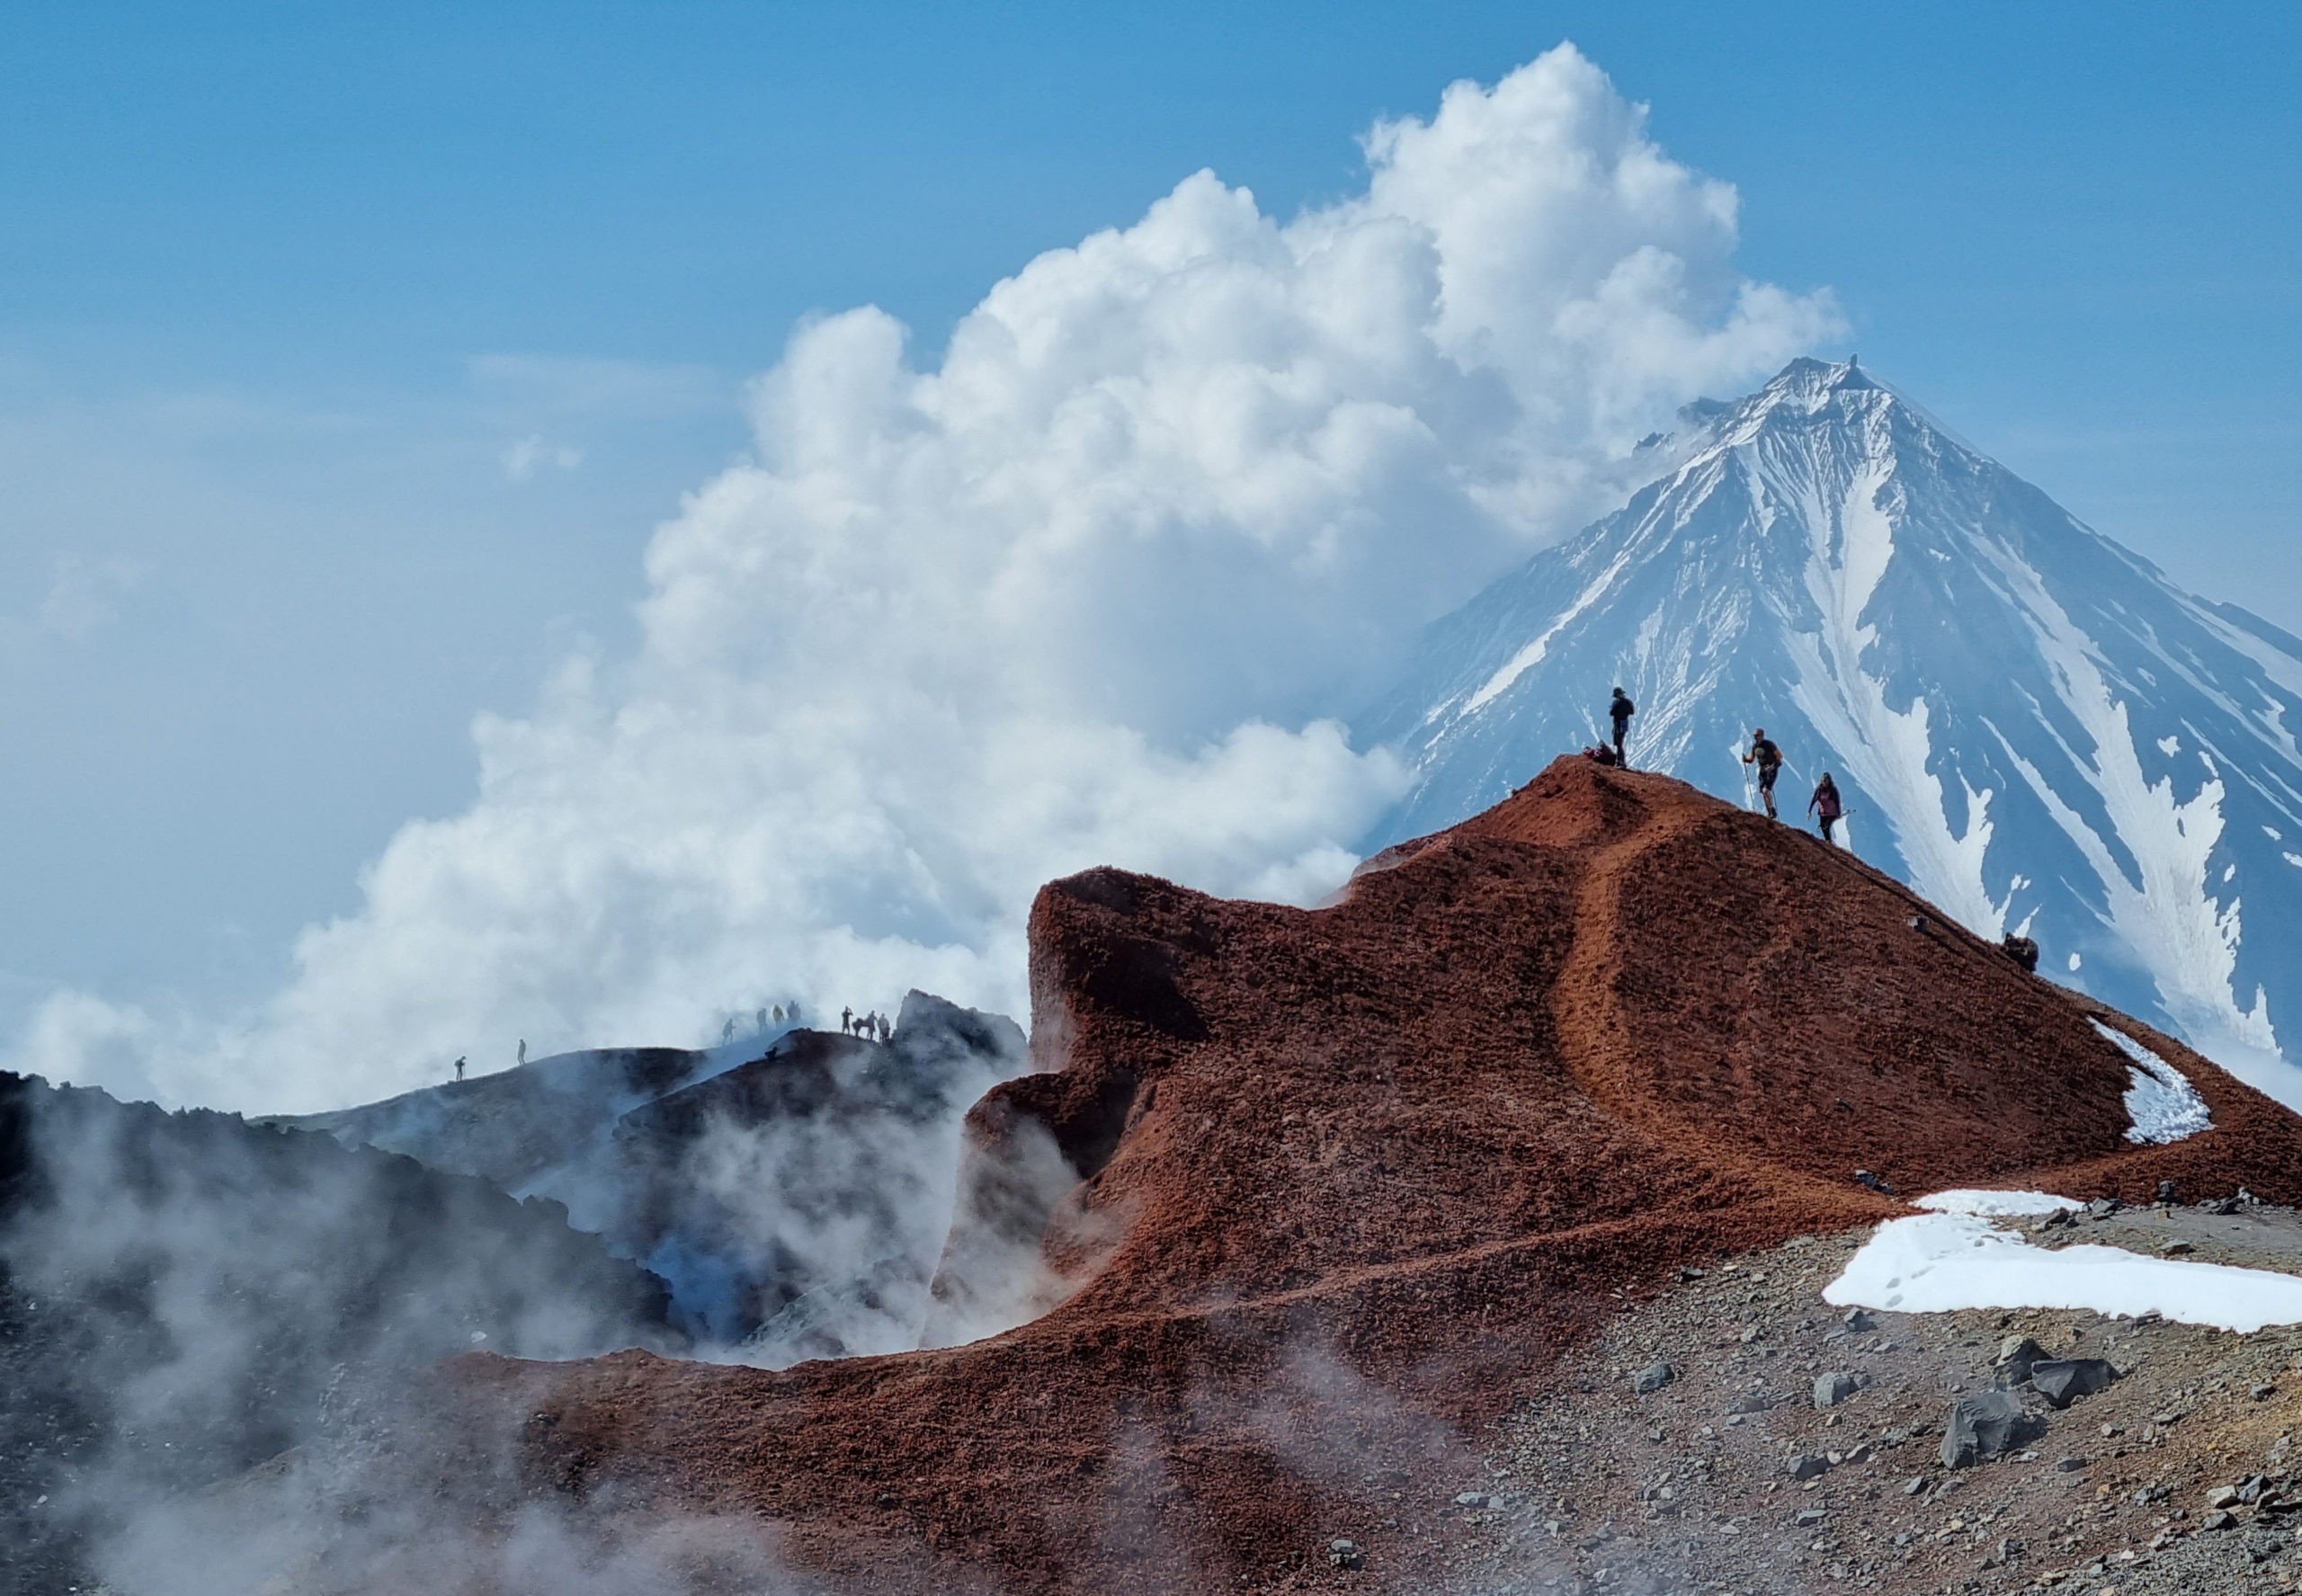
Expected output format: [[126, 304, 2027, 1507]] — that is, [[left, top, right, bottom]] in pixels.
[[1360, 359, 2302, 1110]]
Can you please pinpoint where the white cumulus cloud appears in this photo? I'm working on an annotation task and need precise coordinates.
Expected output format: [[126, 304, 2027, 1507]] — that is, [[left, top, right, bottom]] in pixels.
[[12, 45, 1840, 1111]]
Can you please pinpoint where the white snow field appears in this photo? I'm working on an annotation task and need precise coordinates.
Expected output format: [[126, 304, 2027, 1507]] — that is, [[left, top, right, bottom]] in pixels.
[[2091, 1019, 2215, 1145], [1911, 1190, 2080, 1218], [1359, 358, 2302, 1114], [1826, 1190, 2302, 1333]]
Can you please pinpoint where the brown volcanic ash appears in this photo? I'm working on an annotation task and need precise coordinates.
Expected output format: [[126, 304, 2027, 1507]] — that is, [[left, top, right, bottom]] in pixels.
[[454, 759, 2302, 1592]]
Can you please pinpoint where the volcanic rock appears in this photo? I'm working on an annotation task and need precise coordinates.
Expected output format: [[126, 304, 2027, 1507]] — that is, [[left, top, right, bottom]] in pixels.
[[1814, 1372, 1859, 1408], [2030, 1358, 2120, 1409], [1941, 1391, 2043, 1469], [1996, 1336, 2048, 1387]]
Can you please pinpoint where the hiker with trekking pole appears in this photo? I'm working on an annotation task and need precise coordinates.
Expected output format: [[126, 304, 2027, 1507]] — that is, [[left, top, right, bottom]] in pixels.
[[1808, 771, 1846, 844], [1742, 727, 1784, 819]]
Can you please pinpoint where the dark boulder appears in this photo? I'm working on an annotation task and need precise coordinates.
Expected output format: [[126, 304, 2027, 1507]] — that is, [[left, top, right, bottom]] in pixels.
[[1941, 1391, 2043, 1468], [2030, 1359, 2120, 1410], [1994, 1335, 2048, 1387]]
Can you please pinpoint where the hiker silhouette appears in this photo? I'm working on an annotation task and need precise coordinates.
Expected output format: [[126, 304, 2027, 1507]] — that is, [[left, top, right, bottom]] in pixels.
[[1608, 688, 1635, 767], [1808, 771, 1844, 843], [1743, 728, 1784, 818]]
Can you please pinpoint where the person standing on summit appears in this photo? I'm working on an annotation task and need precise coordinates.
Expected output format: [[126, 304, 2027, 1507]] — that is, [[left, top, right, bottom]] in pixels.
[[1743, 727, 1784, 819], [1608, 687, 1635, 767]]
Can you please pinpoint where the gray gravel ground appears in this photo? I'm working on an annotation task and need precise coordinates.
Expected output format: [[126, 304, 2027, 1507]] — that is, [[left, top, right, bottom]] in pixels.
[[1419, 1202, 2302, 1596]]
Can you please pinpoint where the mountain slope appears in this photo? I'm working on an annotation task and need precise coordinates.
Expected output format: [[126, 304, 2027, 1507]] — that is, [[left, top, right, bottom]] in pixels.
[[1360, 358, 2302, 1107], [269, 994, 1027, 1357], [422, 762, 2302, 1595]]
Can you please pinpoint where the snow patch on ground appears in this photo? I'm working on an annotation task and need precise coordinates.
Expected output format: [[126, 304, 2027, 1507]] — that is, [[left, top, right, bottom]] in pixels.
[[1827, 1194, 2302, 1333], [2090, 1020, 2212, 1144], [1913, 1189, 2078, 1217]]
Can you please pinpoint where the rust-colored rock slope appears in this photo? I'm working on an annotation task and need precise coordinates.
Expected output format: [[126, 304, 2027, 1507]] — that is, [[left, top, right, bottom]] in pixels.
[[456, 761, 2302, 1592]]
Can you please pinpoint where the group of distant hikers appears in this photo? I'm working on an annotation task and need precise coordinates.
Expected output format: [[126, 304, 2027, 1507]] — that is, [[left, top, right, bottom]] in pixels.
[[457, 1004, 818, 1082], [1588, 690, 2038, 973], [1584, 688, 1845, 842], [719, 1003, 798, 1045], [841, 1007, 892, 1042]]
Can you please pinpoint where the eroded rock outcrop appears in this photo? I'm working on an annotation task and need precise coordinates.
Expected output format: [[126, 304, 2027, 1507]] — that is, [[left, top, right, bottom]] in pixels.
[[441, 761, 2302, 1593]]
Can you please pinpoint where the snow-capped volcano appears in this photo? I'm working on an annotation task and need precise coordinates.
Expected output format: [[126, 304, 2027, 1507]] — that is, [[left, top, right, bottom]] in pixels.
[[1358, 357, 2302, 1109]]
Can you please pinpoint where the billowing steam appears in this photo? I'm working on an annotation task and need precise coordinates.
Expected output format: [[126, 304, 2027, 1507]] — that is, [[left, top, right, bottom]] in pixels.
[[11, 44, 1837, 1114]]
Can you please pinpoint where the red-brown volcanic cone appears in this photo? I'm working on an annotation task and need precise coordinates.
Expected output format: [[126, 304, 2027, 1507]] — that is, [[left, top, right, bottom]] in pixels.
[[452, 760, 2302, 1593]]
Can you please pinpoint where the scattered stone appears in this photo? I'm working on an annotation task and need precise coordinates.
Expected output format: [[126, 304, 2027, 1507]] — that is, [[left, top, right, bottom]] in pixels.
[[1941, 1390, 2043, 1469], [2156, 1179, 2181, 1205], [2085, 1197, 2122, 1219], [2040, 1206, 2076, 1229], [1841, 1307, 1874, 1333], [1904, 1476, 1929, 1496], [1791, 1508, 1828, 1528], [2161, 1237, 2196, 1255], [1326, 1538, 1365, 1570], [2208, 1486, 2242, 1510], [1786, 1453, 1833, 1481], [2030, 1358, 2120, 1410], [1995, 1335, 2048, 1387], [1814, 1371, 1859, 1408], [1854, 1168, 1896, 1195], [2203, 1510, 2238, 1532], [1677, 1265, 1706, 1282], [1633, 1360, 1675, 1395], [2056, 1457, 2088, 1472], [1455, 1492, 1487, 1508], [2253, 1383, 2279, 1401]]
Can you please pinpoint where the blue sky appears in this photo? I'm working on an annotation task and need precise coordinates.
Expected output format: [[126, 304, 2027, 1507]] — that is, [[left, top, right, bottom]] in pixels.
[[4, 2, 2299, 1078]]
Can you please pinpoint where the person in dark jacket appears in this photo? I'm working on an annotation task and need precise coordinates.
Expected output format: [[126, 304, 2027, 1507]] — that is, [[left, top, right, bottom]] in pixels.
[[1608, 687, 1635, 767], [1808, 771, 1845, 843], [1744, 728, 1784, 818]]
